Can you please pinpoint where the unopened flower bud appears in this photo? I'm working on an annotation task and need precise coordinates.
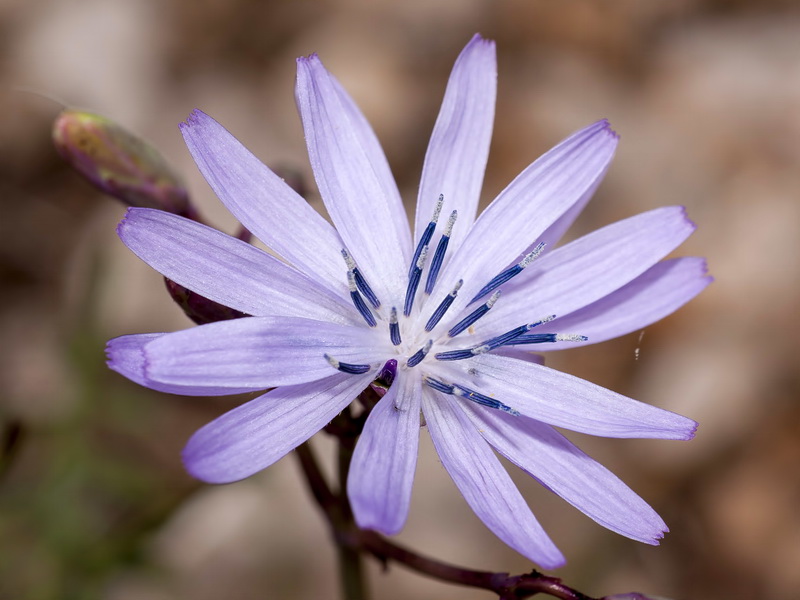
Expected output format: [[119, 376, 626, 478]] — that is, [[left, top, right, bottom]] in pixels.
[[53, 109, 197, 219]]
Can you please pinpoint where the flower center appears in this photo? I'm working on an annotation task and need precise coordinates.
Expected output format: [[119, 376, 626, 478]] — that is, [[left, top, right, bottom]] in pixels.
[[326, 195, 587, 411]]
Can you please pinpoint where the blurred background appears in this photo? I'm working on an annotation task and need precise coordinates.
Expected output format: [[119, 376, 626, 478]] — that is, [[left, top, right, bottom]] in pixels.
[[2, 1, 799, 599]]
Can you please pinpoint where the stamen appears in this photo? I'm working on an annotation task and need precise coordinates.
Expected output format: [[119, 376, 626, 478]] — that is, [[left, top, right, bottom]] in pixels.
[[348, 271, 377, 327], [325, 353, 371, 374], [505, 333, 588, 346], [389, 307, 402, 346], [470, 242, 546, 303], [433, 348, 476, 361], [406, 340, 433, 368], [403, 245, 429, 316], [474, 325, 530, 352], [452, 384, 519, 416], [409, 194, 444, 278], [425, 210, 457, 294], [341, 249, 380, 308], [479, 316, 555, 351], [424, 377, 518, 415], [448, 290, 501, 337], [423, 376, 455, 394], [425, 279, 462, 332], [436, 317, 555, 361]]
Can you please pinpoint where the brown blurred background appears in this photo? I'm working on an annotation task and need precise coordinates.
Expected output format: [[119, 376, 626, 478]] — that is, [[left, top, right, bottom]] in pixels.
[[1, 1, 799, 599]]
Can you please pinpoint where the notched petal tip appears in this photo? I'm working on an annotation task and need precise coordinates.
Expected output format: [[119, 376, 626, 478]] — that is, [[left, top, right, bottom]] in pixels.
[[115, 206, 162, 243], [676, 205, 698, 232], [595, 118, 620, 140], [103, 340, 119, 369], [296, 52, 321, 66], [468, 32, 495, 47], [115, 206, 133, 237], [683, 419, 699, 441], [105, 334, 155, 383], [179, 108, 209, 130], [642, 529, 668, 547]]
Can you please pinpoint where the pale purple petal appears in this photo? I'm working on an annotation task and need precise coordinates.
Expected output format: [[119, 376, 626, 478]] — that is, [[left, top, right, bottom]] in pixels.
[[538, 257, 712, 351], [106, 333, 261, 395], [493, 348, 545, 364], [430, 354, 696, 439], [179, 110, 347, 297], [422, 120, 618, 335], [118, 208, 358, 324], [463, 404, 668, 544], [348, 370, 421, 534], [328, 74, 411, 260], [183, 372, 374, 483], [422, 389, 565, 568], [295, 55, 409, 302], [531, 161, 610, 253], [415, 34, 496, 253], [472, 207, 696, 338], [143, 317, 386, 390]]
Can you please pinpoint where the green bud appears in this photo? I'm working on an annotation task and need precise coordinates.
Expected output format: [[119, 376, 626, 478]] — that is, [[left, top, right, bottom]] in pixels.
[[52, 109, 196, 218]]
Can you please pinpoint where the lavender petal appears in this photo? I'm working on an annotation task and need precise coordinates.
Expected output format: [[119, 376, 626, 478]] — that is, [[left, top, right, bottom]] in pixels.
[[415, 34, 496, 254], [141, 316, 384, 390], [464, 404, 669, 544], [183, 372, 374, 483], [422, 389, 565, 568], [348, 371, 421, 534], [422, 120, 618, 336], [118, 208, 358, 323], [295, 55, 409, 302], [180, 110, 347, 297]]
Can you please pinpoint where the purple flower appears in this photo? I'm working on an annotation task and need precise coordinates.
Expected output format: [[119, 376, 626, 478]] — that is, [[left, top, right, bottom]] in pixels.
[[106, 34, 710, 568]]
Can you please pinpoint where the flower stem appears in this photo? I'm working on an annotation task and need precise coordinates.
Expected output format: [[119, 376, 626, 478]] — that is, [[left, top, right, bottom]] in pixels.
[[295, 397, 599, 600], [294, 410, 369, 600], [336, 407, 368, 600]]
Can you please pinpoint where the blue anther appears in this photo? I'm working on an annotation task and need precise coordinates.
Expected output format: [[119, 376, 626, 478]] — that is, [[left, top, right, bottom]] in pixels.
[[342, 249, 380, 309], [403, 246, 428, 316], [406, 340, 432, 368], [423, 376, 455, 394], [425, 280, 462, 332], [469, 242, 545, 304], [348, 271, 377, 327], [448, 291, 501, 338], [423, 377, 519, 415], [506, 333, 587, 346], [354, 269, 380, 309], [453, 384, 519, 416], [389, 307, 402, 346], [437, 318, 554, 361], [325, 354, 371, 374], [425, 210, 457, 294], [409, 194, 444, 278], [433, 348, 476, 361], [479, 322, 539, 352]]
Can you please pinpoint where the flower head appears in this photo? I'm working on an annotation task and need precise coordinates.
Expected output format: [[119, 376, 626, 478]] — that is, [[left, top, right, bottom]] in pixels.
[[106, 34, 711, 568]]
